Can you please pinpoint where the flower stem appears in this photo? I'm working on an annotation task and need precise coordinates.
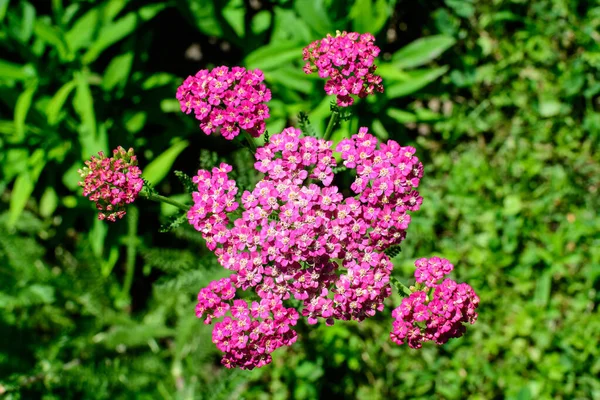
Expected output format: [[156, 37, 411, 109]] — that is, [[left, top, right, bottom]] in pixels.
[[121, 205, 138, 302], [242, 129, 257, 152], [323, 109, 340, 141], [139, 191, 190, 212], [390, 276, 413, 297]]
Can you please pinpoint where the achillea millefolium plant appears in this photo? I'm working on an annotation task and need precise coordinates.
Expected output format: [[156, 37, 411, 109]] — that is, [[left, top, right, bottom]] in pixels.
[[79, 31, 479, 370]]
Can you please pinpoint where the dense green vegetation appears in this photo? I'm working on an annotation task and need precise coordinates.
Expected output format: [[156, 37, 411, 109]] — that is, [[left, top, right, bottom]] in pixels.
[[1, 0, 599, 398]]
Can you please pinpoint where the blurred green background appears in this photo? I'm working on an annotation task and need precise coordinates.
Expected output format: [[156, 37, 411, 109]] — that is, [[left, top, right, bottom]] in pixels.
[[1, 0, 599, 398]]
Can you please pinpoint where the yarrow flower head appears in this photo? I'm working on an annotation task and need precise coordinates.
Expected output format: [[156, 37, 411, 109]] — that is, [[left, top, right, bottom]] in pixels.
[[303, 31, 384, 107], [192, 126, 425, 367], [390, 257, 479, 349], [176, 66, 271, 139], [78, 146, 143, 222]]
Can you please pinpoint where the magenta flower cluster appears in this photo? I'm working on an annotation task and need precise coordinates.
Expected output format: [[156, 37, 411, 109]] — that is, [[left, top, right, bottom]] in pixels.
[[176, 66, 271, 139], [195, 277, 299, 369], [78, 146, 143, 222], [77, 31, 480, 370], [390, 257, 480, 349], [303, 31, 384, 107], [190, 126, 424, 367]]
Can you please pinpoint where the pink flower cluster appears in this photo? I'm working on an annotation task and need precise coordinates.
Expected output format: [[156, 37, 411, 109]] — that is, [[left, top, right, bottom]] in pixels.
[[188, 163, 239, 249], [191, 126, 424, 367], [78, 146, 143, 222], [390, 257, 479, 349], [195, 277, 299, 369], [176, 66, 271, 139], [303, 31, 384, 107]]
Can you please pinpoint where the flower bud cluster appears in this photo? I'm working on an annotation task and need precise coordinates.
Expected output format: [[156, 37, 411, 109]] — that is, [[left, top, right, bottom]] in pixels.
[[78, 146, 143, 222]]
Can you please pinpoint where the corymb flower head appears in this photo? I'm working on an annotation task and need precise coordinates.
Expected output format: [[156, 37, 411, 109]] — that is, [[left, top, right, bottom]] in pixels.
[[78, 146, 143, 222], [390, 257, 479, 349], [191, 126, 428, 367], [176, 66, 271, 139], [303, 31, 384, 107]]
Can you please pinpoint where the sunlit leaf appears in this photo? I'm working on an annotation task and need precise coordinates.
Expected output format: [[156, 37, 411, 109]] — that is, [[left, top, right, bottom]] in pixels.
[[102, 52, 133, 91], [293, 0, 332, 37], [392, 35, 456, 69], [143, 140, 190, 185], [387, 108, 417, 123], [14, 80, 38, 142], [245, 42, 304, 71], [81, 4, 166, 64], [39, 186, 58, 218], [65, 8, 100, 52], [386, 66, 448, 98], [350, 0, 390, 35], [0, 59, 35, 81], [34, 17, 71, 61], [46, 79, 76, 125], [7, 149, 46, 228]]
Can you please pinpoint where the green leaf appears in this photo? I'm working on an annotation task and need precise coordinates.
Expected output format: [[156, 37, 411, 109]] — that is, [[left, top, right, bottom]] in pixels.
[[222, 0, 245, 38], [0, 59, 35, 81], [34, 18, 70, 61], [143, 140, 189, 185], [445, 0, 475, 18], [539, 98, 562, 118], [102, 0, 128, 24], [62, 163, 82, 191], [0, 0, 9, 22], [39, 186, 58, 217], [271, 7, 312, 43], [503, 194, 522, 216], [81, 4, 165, 64], [160, 99, 180, 113], [26, 284, 55, 305], [46, 79, 76, 125], [73, 71, 97, 153], [350, 0, 390, 36], [102, 52, 133, 91], [81, 13, 135, 64], [387, 108, 417, 123], [245, 42, 304, 71], [180, 0, 222, 37], [533, 271, 551, 307], [142, 73, 176, 89], [14, 80, 38, 142], [392, 35, 456, 69], [7, 149, 46, 228], [415, 108, 442, 121], [101, 246, 120, 277], [124, 111, 146, 134], [386, 66, 448, 98], [371, 119, 389, 140], [377, 63, 412, 81], [13, 2, 36, 43], [90, 216, 107, 257], [294, 0, 332, 37], [64, 8, 100, 53], [251, 10, 271, 35], [265, 69, 314, 94]]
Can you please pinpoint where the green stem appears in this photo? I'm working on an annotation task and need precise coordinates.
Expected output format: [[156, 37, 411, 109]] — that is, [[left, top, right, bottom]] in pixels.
[[242, 129, 257, 152], [390, 276, 413, 297], [323, 110, 340, 141], [139, 191, 190, 212], [121, 205, 138, 302]]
